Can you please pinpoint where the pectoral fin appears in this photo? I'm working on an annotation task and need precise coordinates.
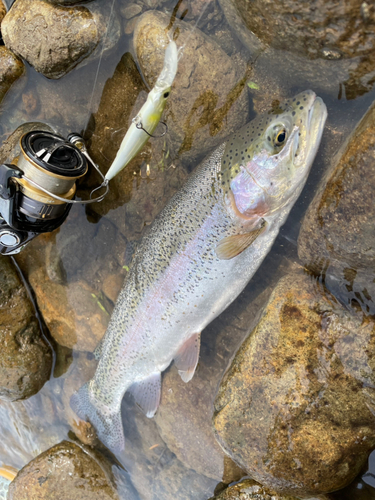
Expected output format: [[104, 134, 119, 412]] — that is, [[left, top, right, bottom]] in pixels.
[[128, 372, 161, 418], [174, 332, 201, 383], [215, 219, 267, 260]]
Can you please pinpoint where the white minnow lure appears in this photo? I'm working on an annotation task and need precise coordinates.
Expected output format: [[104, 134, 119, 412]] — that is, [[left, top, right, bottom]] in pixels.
[[71, 91, 327, 453], [104, 40, 178, 182]]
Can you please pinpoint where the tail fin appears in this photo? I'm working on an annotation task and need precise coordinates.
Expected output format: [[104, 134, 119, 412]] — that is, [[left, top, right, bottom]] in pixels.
[[70, 383, 125, 453]]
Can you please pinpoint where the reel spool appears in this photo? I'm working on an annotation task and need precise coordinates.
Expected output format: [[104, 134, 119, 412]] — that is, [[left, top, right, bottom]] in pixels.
[[0, 131, 88, 255]]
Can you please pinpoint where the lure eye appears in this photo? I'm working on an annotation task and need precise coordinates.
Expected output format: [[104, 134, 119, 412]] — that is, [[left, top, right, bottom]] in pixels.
[[163, 92, 170, 98], [275, 129, 287, 145]]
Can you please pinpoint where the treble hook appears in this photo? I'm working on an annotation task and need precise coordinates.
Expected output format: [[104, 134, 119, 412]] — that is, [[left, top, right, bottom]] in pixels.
[[135, 120, 168, 138]]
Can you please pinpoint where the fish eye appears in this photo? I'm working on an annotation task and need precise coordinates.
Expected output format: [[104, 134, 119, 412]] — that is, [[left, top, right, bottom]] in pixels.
[[163, 92, 170, 98], [275, 129, 287, 145]]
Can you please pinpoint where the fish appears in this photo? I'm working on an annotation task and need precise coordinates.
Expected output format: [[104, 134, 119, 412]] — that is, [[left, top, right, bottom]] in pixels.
[[71, 90, 327, 452], [104, 40, 178, 183]]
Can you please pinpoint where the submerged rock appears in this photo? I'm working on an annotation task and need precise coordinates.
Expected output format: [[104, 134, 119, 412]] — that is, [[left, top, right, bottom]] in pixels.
[[218, 0, 375, 98], [133, 10, 250, 167], [209, 478, 311, 499], [154, 364, 245, 482], [0, 46, 24, 103], [0, 255, 52, 401], [2, 0, 120, 79], [7, 441, 120, 500], [213, 271, 375, 497], [298, 97, 375, 315], [117, 394, 217, 500]]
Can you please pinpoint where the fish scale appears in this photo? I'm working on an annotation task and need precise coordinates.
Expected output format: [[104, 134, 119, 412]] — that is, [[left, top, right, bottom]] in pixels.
[[71, 90, 327, 453]]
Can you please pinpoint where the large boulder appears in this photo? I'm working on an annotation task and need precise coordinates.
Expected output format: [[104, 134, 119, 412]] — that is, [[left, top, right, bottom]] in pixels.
[[298, 97, 375, 315], [213, 271, 375, 497], [2, 0, 120, 79], [0, 255, 52, 401], [133, 10, 250, 167], [7, 441, 121, 500], [218, 0, 375, 99]]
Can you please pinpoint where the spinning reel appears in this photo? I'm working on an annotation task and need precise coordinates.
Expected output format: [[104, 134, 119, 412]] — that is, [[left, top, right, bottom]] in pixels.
[[0, 130, 107, 255]]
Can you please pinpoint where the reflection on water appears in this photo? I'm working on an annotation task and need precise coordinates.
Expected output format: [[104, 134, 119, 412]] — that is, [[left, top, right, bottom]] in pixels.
[[0, 0, 374, 498]]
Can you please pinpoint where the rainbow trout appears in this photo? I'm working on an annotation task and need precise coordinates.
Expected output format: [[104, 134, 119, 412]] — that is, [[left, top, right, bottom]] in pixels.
[[71, 90, 327, 452]]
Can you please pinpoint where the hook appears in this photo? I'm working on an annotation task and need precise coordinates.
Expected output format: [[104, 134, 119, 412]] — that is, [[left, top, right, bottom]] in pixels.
[[135, 121, 168, 138]]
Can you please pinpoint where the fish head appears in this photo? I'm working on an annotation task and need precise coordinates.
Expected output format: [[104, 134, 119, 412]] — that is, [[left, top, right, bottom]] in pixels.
[[221, 90, 327, 220]]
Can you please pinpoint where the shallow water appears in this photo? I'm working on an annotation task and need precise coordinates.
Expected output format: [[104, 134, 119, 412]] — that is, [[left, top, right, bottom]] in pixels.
[[0, 0, 375, 498]]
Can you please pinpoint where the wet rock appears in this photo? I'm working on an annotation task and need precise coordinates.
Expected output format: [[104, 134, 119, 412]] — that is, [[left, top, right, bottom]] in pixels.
[[150, 457, 217, 500], [154, 364, 245, 482], [133, 10, 250, 167], [61, 352, 98, 445], [0, 46, 24, 102], [7, 440, 120, 500], [298, 98, 375, 315], [2, 0, 120, 79], [14, 206, 130, 352], [27, 269, 110, 352], [118, 394, 217, 500], [120, 3, 143, 19], [0, 255, 52, 401], [223, 0, 375, 60], [209, 478, 308, 499], [0, 1, 5, 21], [218, 0, 375, 98], [213, 271, 375, 497]]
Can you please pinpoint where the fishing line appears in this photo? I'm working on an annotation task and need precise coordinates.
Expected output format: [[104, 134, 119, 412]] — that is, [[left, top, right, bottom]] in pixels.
[[168, 0, 212, 60], [83, 0, 117, 136], [10, 256, 57, 378]]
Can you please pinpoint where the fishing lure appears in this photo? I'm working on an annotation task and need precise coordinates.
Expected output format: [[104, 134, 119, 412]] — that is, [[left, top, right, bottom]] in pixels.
[[103, 40, 178, 184]]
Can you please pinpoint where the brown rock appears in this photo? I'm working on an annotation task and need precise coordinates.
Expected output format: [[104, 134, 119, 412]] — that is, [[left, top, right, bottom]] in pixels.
[[2, 0, 120, 79], [209, 478, 311, 499], [133, 10, 250, 167], [298, 98, 375, 315], [218, 0, 375, 99], [7, 440, 120, 500], [213, 271, 375, 497], [225, 0, 375, 60], [0, 0, 6, 21], [0, 46, 24, 102], [30, 269, 109, 351], [0, 255, 52, 401], [14, 209, 128, 352]]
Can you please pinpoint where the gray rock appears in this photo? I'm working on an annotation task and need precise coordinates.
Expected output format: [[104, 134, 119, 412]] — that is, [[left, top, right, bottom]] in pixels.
[[2, 0, 120, 79], [298, 98, 375, 315], [154, 364, 245, 482], [133, 10, 250, 167], [118, 395, 217, 500], [213, 271, 375, 497], [7, 441, 121, 500], [120, 3, 142, 19], [0, 255, 52, 401]]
